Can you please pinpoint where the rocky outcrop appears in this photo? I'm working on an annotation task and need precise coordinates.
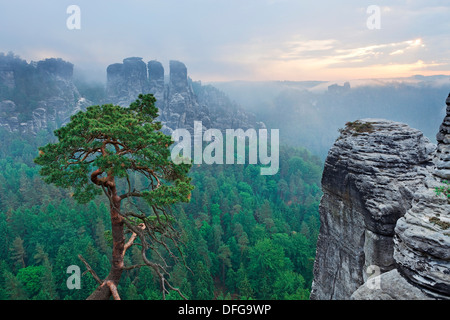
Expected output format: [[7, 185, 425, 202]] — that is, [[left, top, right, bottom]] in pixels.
[[390, 95, 450, 299], [0, 54, 90, 135], [162, 60, 200, 133], [311, 96, 450, 300], [0, 53, 263, 138], [106, 58, 263, 135], [434, 94, 450, 179], [194, 83, 264, 132], [147, 60, 165, 109], [37, 58, 74, 79], [350, 269, 433, 300], [106, 57, 148, 108]]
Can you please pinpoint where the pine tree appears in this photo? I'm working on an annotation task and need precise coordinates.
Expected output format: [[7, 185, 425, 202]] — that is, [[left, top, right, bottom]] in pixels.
[[3, 271, 28, 300], [0, 213, 10, 262], [37, 259, 59, 300], [34, 94, 194, 300], [33, 243, 48, 265], [10, 237, 26, 270], [236, 264, 253, 299]]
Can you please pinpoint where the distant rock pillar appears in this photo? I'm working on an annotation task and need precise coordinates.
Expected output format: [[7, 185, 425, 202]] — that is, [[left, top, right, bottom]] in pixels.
[[106, 57, 148, 106], [148, 60, 165, 110], [166, 60, 196, 130], [106, 63, 124, 103], [169, 60, 188, 92]]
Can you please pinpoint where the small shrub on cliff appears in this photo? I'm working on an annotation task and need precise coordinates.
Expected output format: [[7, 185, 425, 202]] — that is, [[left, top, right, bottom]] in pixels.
[[338, 120, 374, 137], [429, 216, 450, 230], [346, 121, 374, 133], [435, 180, 450, 200]]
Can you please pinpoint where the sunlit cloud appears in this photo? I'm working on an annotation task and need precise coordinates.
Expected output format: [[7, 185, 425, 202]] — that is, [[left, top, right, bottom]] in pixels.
[[215, 34, 449, 81], [329, 38, 426, 65], [390, 50, 404, 56]]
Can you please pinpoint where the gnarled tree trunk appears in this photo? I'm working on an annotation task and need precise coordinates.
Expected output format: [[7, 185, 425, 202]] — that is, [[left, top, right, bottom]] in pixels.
[[87, 175, 125, 300]]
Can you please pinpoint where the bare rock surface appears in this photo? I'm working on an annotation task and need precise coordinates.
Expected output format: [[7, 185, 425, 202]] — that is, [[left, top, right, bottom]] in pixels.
[[310, 115, 449, 300], [350, 269, 433, 300], [106, 58, 263, 135], [0, 56, 90, 135]]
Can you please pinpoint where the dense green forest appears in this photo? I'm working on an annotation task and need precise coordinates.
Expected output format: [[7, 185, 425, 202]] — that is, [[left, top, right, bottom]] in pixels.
[[0, 127, 322, 300]]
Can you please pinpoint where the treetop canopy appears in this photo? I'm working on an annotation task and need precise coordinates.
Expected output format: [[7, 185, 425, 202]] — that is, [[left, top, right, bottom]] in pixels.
[[34, 94, 193, 206]]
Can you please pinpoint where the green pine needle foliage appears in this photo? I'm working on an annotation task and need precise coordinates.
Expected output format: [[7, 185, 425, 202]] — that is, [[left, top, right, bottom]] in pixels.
[[34, 93, 194, 206]]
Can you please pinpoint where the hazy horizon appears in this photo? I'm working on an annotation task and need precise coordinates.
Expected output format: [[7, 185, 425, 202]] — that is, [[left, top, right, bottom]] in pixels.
[[1, 1, 450, 83]]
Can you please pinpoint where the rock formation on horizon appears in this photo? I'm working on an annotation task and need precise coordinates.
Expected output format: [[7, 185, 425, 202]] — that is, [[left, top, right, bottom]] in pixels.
[[0, 53, 90, 135], [106, 57, 264, 135], [310, 95, 450, 300], [0, 53, 264, 138]]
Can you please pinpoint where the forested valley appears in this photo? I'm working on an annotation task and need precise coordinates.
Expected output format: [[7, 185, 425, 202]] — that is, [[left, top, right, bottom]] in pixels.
[[0, 127, 322, 300]]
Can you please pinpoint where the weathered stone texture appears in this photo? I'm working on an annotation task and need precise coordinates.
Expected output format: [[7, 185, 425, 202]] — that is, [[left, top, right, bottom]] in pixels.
[[311, 109, 450, 300]]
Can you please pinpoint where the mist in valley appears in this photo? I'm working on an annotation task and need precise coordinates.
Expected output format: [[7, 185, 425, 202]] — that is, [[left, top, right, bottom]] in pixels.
[[211, 77, 450, 159]]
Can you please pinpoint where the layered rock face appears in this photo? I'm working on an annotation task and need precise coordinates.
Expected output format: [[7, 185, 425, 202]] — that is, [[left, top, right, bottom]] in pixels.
[[0, 55, 90, 135], [106, 58, 263, 135], [106, 57, 148, 108], [389, 96, 450, 299], [148, 60, 165, 109], [311, 99, 450, 300], [435, 94, 450, 180], [0, 54, 262, 138]]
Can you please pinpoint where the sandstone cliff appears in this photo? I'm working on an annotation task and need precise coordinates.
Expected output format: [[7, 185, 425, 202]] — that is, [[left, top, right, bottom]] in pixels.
[[310, 95, 450, 300], [0, 54, 263, 138], [106, 57, 264, 135], [0, 54, 90, 135]]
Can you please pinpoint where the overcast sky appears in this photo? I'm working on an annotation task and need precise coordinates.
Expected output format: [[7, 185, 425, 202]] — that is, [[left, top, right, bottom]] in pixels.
[[1, 0, 449, 83]]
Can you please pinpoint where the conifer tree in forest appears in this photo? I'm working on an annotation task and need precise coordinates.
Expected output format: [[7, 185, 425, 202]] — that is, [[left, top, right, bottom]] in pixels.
[[35, 94, 194, 300]]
